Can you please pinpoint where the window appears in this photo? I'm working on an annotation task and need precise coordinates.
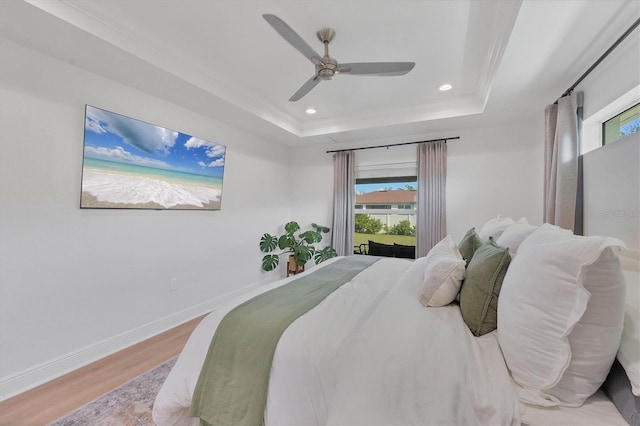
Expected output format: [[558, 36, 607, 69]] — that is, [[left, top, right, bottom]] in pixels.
[[602, 102, 640, 145], [354, 176, 417, 254], [581, 86, 639, 154]]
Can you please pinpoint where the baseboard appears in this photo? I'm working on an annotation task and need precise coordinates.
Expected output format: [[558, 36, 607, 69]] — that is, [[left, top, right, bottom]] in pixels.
[[0, 278, 272, 402]]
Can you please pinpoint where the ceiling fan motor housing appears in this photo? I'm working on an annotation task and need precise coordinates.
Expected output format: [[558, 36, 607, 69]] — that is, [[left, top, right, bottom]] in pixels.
[[318, 57, 337, 79]]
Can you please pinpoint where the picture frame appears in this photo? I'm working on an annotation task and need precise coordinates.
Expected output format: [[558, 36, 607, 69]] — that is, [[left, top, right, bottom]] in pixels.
[[80, 105, 225, 210]]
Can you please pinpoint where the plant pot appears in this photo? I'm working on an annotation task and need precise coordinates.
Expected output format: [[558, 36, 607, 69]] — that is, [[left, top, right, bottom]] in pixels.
[[287, 255, 305, 277]]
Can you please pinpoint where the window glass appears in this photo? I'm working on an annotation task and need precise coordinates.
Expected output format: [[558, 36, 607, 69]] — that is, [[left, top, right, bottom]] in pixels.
[[603, 102, 640, 145], [354, 177, 417, 254]]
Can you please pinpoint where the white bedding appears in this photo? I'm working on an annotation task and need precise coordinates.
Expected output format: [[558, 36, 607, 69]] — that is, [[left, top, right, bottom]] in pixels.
[[153, 257, 405, 425], [520, 390, 628, 425], [153, 256, 522, 425], [326, 259, 520, 425]]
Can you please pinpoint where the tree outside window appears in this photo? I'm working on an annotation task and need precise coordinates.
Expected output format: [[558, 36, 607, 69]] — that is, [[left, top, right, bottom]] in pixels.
[[354, 177, 417, 250]]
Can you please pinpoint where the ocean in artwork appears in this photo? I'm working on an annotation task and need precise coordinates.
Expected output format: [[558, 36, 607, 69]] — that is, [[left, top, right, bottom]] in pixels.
[[80, 105, 226, 210], [81, 158, 223, 209]]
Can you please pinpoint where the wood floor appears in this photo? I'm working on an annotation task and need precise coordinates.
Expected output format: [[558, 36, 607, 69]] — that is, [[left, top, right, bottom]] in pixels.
[[0, 315, 205, 426]]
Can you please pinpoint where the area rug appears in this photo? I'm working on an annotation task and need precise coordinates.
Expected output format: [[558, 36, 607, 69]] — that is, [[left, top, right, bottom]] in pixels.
[[50, 356, 177, 426]]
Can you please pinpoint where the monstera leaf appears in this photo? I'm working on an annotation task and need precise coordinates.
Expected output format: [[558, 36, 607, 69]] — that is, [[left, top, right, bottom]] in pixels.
[[259, 233, 278, 253], [292, 245, 313, 266], [284, 221, 300, 235], [314, 246, 338, 264], [261, 254, 280, 271], [278, 234, 295, 250], [299, 230, 322, 244], [312, 223, 330, 234]]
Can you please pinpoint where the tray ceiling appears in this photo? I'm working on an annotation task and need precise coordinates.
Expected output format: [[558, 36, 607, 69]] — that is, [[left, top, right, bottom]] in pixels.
[[1, 0, 637, 146]]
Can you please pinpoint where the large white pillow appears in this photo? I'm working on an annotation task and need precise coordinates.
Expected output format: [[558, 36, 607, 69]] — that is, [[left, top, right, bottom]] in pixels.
[[478, 215, 516, 242], [498, 224, 626, 407], [419, 236, 466, 307], [496, 223, 538, 257]]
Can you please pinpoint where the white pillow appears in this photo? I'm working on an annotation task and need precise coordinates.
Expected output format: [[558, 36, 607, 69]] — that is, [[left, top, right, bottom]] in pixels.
[[395, 256, 430, 296], [619, 268, 640, 396], [496, 223, 538, 257], [498, 224, 626, 407], [478, 215, 516, 241], [419, 236, 466, 307]]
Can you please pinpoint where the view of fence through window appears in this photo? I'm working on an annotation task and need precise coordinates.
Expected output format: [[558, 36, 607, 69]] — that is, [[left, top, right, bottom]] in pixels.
[[354, 177, 417, 254]]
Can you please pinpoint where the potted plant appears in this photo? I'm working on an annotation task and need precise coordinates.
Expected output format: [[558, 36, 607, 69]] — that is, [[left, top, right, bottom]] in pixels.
[[259, 221, 337, 272]]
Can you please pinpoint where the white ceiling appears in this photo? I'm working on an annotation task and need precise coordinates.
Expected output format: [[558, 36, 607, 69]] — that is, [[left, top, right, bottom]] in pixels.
[[0, 0, 638, 147]]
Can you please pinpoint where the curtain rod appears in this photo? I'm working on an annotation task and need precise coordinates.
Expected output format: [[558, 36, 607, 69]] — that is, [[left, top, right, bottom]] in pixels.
[[325, 136, 459, 154], [559, 17, 640, 99]]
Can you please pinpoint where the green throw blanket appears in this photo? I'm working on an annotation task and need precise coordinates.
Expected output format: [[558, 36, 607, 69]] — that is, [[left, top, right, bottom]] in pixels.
[[190, 256, 380, 426]]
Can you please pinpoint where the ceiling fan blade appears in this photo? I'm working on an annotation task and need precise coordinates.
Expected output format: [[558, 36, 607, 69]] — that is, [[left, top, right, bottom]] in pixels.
[[338, 62, 415, 76], [263, 14, 323, 65], [289, 75, 321, 102]]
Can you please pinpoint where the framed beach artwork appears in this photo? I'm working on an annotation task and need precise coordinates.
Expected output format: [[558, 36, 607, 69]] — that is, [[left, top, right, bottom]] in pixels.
[[80, 105, 225, 210]]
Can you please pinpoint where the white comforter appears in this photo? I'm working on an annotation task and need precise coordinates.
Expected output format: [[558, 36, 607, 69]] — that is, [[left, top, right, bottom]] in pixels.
[[152, 257, 520, 425]]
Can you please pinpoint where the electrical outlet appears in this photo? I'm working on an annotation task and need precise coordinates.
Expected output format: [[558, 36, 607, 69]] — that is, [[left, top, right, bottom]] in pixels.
[[170, 278, 178, 291]]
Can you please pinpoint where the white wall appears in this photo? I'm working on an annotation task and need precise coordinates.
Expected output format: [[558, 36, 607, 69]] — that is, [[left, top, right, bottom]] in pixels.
[[0, 39, 291, 399], [447, 121, 543, 239], [583, 134, 640, 251], [578, 27, 639, 121], [290, 119, 544, 246]]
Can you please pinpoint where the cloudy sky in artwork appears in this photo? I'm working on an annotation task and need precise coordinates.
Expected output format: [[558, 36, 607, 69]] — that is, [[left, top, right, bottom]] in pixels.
[[83, 105, 225, 178]]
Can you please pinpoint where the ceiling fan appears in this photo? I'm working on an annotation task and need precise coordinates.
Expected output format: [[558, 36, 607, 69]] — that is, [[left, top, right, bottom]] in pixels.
[[263, 14, 415, 102]]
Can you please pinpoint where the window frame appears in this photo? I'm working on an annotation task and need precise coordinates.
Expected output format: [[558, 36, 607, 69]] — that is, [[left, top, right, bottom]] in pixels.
[[582, 85, 640, 154], [601, 102, 640, 146]]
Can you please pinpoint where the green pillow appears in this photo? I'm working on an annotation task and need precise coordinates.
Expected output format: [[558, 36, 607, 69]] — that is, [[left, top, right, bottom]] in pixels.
[[458, 228, 483, 266], [459, 242, 511, 337]]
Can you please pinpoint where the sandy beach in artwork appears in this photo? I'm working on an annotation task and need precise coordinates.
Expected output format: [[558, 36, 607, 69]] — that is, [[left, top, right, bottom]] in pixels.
[[81, 164, 222, 210]]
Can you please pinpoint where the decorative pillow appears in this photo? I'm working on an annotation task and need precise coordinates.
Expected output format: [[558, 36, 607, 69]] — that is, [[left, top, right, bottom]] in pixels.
[[497, 224, 626, 407], [459, 241, 511, 336], [419, 236, 466, 307], [394, 243, 416, 259], [368, 240, 395, 257], [619, 268, 640, 396], [477, 215, 516, 242], [458, 228, 483, 266], [496, 223, 538, 257]]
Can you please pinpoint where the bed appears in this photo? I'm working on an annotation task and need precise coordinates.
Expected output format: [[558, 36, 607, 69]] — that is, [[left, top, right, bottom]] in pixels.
[[153, 138, 639, 426], [152, 230, 638, 425]]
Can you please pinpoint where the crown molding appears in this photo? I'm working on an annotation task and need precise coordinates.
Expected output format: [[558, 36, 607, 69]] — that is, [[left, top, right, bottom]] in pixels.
[[22, 0, 520, 138]]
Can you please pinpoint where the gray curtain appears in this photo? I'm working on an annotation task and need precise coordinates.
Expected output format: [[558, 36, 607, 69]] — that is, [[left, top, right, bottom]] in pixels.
[[544, 92, 583, 234], [416, 141, 447, 258], [331, 151, 355, 256]]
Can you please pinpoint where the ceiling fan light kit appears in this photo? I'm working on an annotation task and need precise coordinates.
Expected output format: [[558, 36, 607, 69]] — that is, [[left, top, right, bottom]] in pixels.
[[263, 14, 415, 102]]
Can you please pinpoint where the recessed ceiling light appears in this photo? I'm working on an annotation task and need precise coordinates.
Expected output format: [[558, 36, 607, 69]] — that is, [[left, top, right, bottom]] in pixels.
[[306, 108, 317, 114], [439, 83, 453, 91]]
